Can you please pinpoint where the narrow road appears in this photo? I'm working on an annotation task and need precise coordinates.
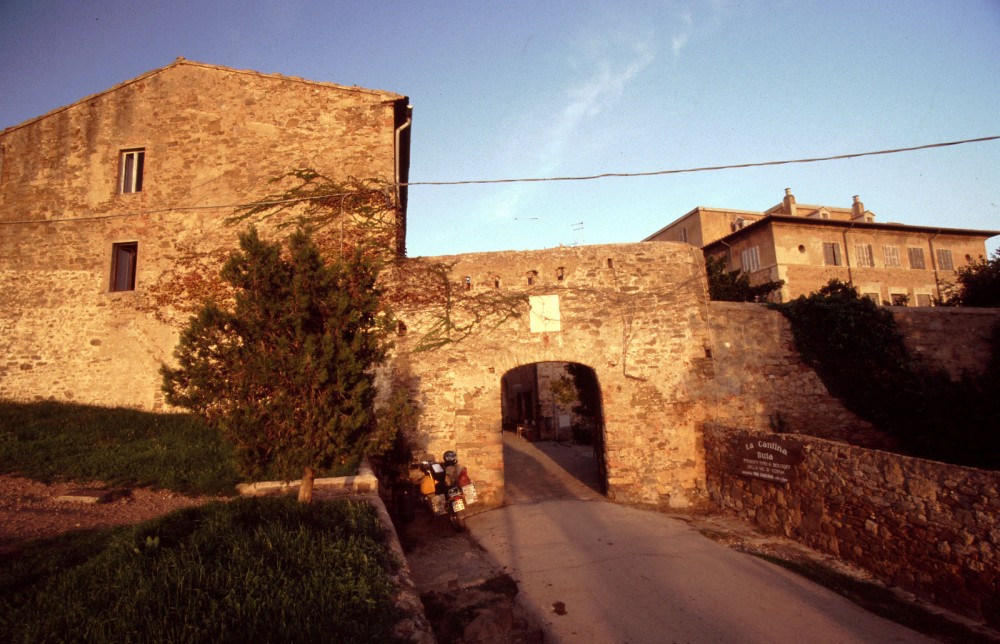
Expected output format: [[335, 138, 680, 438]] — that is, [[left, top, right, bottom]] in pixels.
[[465, 433, 935, 643]]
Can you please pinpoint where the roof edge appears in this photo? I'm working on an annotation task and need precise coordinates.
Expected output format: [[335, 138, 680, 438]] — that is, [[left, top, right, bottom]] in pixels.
[[642, 206, 765, 241], [2, 57, 406, 137], [702, 214, 1000, 250]]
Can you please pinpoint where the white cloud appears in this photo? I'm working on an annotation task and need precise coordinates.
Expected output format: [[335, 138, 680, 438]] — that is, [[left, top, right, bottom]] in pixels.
[[479, 43, 655, 221], [537, 44, 656, 174], [672, 10, 694, 57]]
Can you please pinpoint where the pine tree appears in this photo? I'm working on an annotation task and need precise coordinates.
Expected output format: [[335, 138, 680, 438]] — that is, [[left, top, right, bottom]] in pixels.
[[161, 226, 394, 502]]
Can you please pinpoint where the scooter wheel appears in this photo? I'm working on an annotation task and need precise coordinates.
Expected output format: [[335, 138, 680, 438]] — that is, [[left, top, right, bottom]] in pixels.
[[450, 511, 467, 532]]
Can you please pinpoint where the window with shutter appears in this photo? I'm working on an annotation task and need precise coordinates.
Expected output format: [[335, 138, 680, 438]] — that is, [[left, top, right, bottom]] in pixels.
[[822, 242, 842, 266]]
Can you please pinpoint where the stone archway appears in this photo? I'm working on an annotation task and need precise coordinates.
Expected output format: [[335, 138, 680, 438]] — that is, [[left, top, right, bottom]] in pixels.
[[391, 242, 714, 510]]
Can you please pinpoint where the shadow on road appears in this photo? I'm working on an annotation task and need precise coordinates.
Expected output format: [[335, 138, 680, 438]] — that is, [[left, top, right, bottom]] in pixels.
[[466, 433, 943, 643], [501, 432, 603, 504]]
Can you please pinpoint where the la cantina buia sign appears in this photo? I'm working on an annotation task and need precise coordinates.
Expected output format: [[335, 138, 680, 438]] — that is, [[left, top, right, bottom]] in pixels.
[[737, 437, 804, 484]]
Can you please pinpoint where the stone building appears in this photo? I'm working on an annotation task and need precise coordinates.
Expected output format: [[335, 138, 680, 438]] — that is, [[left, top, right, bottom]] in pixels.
[[2, 61, 998, 514], [645, 189, 999, 304], [0, 58, 412, 408]]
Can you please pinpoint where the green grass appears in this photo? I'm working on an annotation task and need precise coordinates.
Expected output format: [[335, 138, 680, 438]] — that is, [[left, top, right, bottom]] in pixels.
[[0, 400, 361, 495], [0, 400, 240, 495], [0, 497, 403, 644]]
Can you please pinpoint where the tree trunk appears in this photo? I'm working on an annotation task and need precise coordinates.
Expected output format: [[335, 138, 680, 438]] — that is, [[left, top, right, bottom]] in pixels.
[[298, 466, 315, 503]]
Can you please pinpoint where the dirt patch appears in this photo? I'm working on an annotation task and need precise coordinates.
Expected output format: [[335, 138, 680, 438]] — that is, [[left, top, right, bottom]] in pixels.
[[0, 474, 216, 555], [394, 505, 544, 643]]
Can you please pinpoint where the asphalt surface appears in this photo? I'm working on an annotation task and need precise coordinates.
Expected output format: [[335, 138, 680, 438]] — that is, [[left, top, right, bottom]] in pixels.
[[464, 433, 937, 644]]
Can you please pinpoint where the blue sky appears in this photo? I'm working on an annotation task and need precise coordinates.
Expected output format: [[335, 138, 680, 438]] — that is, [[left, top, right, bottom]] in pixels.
[[2, 0, 998, 256]]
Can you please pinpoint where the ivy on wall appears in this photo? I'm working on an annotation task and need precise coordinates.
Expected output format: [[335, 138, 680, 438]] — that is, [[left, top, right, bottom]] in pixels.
[[705, 255, 784, 303], [387, 258, 528, 352], [776, 280, 999, 469], [138, 168, 529, 351]]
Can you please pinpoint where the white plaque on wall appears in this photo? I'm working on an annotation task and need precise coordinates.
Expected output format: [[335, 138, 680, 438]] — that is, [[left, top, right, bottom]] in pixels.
[[529, 294, 561, 333]]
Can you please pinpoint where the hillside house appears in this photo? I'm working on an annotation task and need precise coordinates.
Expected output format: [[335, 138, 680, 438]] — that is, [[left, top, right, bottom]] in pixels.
[[645, 189, 999, 304]]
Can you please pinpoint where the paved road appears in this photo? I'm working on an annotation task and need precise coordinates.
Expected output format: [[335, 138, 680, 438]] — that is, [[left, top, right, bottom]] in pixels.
[[465, 433, 935, 643]]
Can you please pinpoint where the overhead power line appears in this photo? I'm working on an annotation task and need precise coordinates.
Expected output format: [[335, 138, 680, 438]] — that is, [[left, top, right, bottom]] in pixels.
[[403, 136, 1000, 186], [1, 135, 997, 226]]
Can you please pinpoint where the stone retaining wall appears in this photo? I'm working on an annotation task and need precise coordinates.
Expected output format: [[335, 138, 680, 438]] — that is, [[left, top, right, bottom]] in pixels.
[[892, 307, 1000, 379], [706, 302, 889, 448], [702, 422, 999, 626]]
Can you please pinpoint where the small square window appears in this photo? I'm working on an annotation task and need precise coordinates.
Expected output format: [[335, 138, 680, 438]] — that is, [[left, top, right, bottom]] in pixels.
[[110, 242, 138, 291], [119, 149, 145, 193]]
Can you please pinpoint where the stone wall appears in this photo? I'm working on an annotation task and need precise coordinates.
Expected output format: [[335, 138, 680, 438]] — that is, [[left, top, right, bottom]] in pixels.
[[702, 422, 999, 626], [705, 302, 889, 448], [1, 60, 404, 221], [0, 60, 406, 408], [893, 307, 1000, 379], [390, 242, 716, 509]]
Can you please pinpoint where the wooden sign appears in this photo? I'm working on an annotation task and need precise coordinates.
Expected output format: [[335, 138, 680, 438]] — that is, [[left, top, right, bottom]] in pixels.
[[737, 437, 804, 484]]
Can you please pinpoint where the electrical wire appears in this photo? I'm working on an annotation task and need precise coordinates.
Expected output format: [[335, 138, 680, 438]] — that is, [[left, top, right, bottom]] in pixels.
[[1, 135, 997, 226], [402, 136, 1000, 186]]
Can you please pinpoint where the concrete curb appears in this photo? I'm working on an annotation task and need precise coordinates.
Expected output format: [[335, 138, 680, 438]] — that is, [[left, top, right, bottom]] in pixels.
[[235, 459, 379, 497], [367, 493, 437, 644]]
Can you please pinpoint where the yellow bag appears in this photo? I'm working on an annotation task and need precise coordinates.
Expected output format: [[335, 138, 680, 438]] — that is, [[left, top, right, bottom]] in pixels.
[[420, 474, 436, 496]]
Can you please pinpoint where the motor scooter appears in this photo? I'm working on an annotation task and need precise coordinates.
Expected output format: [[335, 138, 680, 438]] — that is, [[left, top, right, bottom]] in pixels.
[[415, 450, 478, 531]]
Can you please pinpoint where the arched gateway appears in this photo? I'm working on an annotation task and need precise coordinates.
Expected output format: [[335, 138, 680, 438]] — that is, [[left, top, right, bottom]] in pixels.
[[388, 242, 715, 509]]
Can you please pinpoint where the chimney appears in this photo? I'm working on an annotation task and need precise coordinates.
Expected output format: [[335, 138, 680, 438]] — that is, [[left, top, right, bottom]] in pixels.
[[852, 195, 865, 220], [783, 188, 798, 217]]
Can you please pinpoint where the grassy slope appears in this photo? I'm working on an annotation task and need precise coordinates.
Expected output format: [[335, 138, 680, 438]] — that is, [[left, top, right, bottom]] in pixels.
[[0, 400, 239, 495], [0, 497, 401, 643]]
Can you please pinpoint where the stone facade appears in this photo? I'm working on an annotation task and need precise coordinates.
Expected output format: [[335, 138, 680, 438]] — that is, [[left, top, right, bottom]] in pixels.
[[2, 62, 997, 530], [390, 242, 717, 508], [646, 189, 999, 304], [703, 422, 1000, 627], [0, 59, 410, 408]]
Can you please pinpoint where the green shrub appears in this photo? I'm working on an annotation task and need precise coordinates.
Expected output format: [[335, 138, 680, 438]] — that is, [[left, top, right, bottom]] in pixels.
[[705, 255, 784, 302], [940, 249, 1000, 307], [777, 281, 999, 469], [0, 497, 401, 643]]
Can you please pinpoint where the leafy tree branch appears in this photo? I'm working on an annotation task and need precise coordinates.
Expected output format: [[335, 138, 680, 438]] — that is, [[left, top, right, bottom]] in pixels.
[[161, 226, 395, 502]]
